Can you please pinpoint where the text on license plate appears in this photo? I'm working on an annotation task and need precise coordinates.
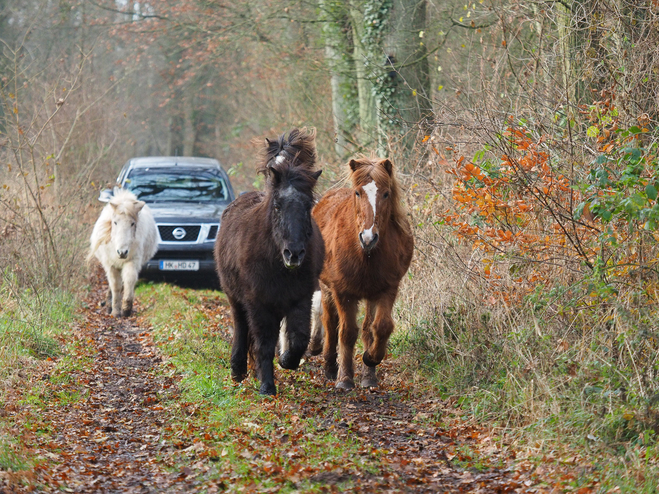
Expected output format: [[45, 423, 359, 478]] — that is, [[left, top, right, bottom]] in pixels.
[[159, 260, 199, 271]]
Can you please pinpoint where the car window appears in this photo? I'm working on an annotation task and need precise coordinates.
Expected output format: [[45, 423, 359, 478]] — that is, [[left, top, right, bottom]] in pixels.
[[124, 167, 229, 203]]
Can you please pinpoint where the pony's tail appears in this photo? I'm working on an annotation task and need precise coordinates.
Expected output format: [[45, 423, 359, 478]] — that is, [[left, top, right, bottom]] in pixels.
[[87, 217, 112, 265]]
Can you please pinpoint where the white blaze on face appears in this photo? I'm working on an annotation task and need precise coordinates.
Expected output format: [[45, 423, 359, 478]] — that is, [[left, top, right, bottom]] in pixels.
[[361, 180, 378, 243], [275, 155, 285, 165]]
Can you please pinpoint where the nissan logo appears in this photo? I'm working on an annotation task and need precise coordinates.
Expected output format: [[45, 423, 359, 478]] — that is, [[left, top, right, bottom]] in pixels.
[[172, 227, 187, 240]]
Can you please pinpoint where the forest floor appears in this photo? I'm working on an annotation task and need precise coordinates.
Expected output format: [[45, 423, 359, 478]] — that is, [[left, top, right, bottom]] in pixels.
[[0, 276, 594, 493]]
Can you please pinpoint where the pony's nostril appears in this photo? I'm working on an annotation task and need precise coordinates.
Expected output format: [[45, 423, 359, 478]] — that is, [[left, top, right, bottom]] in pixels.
[[298, 249, 306, 259], [372, 233, 379, 245], [283, 249, 292, 260]]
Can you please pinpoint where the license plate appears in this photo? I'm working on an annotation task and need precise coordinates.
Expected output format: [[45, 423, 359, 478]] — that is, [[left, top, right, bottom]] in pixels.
[[159, 260, 199, 271]]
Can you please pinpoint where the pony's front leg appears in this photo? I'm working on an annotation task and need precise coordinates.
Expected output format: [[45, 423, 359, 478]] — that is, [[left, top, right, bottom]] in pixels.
[[335, 294, 359, 390], [249, 310, 280, 395], [107, 266, 123, 317], [279, 297, 312, 370], [120, 262, 138, 317], [362, 289, 397, 386]]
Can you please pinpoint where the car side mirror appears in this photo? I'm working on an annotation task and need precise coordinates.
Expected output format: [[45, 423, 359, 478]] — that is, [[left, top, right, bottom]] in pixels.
[[98, 188, 113, 203]]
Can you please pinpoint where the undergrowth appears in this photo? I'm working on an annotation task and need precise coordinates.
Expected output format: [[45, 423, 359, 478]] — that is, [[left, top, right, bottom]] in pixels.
[[0, 272, 78, 381]]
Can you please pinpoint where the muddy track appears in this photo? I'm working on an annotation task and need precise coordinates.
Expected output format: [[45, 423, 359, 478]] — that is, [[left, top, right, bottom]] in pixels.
[[3, 281, 536, 493], [14, 290, 194, 493]]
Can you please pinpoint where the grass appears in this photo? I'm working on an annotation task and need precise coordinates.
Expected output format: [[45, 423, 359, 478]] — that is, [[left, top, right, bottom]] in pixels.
[[136, 280, 386, 492], [0, 274, 86, 480], [0, 275, 78, 378], [0, 436, 29, 472]]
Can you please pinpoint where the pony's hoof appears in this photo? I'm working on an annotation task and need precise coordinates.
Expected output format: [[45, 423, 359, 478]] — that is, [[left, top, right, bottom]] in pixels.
[[308, 342, 323, 356], [106, 306, 113, 315], [336, 379, 355, 390], [231, 369, 248, 382], [279, 351, 300, 370], [324, 367, 338, 381], [121, 309, 133, 318], [361, 376, 379, 388], [362, 365, 378, 387], [259, 382, 277, 395]]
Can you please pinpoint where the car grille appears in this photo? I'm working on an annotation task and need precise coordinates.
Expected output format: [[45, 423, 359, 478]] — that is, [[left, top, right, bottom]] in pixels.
[[207, 225, 218, 241], [159, 225, 201, 242]]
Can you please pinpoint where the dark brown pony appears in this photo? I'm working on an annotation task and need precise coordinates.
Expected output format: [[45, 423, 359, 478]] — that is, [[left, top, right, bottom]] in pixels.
[[313, 156, 413, 389], [214, 128, 324, 395]]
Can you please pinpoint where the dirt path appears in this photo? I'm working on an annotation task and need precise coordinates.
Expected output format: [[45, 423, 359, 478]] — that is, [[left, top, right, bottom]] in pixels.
[[13, 296, 191, 492], [2, 281, 554, 493]]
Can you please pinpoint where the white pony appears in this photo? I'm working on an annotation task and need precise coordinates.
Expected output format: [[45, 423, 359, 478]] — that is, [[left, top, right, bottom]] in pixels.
[[89, 188, 158, 317]]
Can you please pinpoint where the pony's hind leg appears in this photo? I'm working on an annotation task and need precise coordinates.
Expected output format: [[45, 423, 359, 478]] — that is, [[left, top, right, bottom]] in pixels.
[[308, 290, 324, 356], [360, 301, 378, 388], [101, 287, 112, 313], [229, 299, 250, 382], [321, 290, 340, 380], [335, 294, 359, 390], [277, 317, 289, 357], [120, 262, 138, 317], [107, 266, 123, 317], [279, 297, 312, 370]]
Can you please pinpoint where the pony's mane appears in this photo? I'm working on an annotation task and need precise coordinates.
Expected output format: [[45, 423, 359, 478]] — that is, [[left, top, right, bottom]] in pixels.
[[259, 128, 319, 196], [262, 127, 317, 171], [348, 155, 409, 232], [110, 188, 142, 220]]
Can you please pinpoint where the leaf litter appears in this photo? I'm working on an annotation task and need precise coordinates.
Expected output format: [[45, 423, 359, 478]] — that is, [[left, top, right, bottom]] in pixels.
[[0, 275, 596, 493]]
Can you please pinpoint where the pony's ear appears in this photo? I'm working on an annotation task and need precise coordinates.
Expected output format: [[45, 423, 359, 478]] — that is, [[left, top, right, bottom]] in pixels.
[[311, 169, 322, 181], [382, 159, 393, 176], [133, 200, 146, 213], [267, 166, 282, 184], [349, 159, 361, 172], [109, 201, 118, 210], [265, 137, 272, 146]]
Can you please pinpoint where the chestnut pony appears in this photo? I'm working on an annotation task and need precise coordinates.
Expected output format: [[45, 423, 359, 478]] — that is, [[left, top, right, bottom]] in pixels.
[[313, 157, 413, 389], [215, 128, 324, 395]]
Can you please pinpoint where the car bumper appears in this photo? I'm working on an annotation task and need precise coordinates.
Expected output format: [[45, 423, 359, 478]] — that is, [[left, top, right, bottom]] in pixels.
[[142, 243, 217, 274]]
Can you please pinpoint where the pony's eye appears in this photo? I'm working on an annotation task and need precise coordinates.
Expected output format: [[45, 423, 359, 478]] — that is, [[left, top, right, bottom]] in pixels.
[[274, 204, 280, 212], [383, 192, 389, 199], [355, 191, 360, 198], [113, 221, 117, 225], [131, 222, 135, 227]]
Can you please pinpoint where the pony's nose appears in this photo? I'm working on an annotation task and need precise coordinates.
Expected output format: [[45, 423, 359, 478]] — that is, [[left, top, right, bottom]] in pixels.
[[117, 249, 128, 259], [283, 247, 306, 268], [359, 231, 379, 251]]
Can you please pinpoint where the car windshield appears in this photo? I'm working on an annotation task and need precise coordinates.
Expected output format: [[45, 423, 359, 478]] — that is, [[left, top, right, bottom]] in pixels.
[[124, 167, 229, 203]]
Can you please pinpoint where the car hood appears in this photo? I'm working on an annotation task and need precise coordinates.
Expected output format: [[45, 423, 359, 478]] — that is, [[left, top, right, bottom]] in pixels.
[[147, 202, 228, 223]]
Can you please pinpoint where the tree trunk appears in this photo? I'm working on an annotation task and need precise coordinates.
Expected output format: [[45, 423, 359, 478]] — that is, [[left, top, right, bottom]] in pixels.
[[386, 0, 430, 140], [182, 94, 196, 156], [350, 5, 377, 148], [320, 0, 356, 158]]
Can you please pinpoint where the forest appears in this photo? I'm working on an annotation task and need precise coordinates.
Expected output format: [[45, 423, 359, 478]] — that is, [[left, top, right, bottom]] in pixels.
[[2, 0, 659, 491]]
